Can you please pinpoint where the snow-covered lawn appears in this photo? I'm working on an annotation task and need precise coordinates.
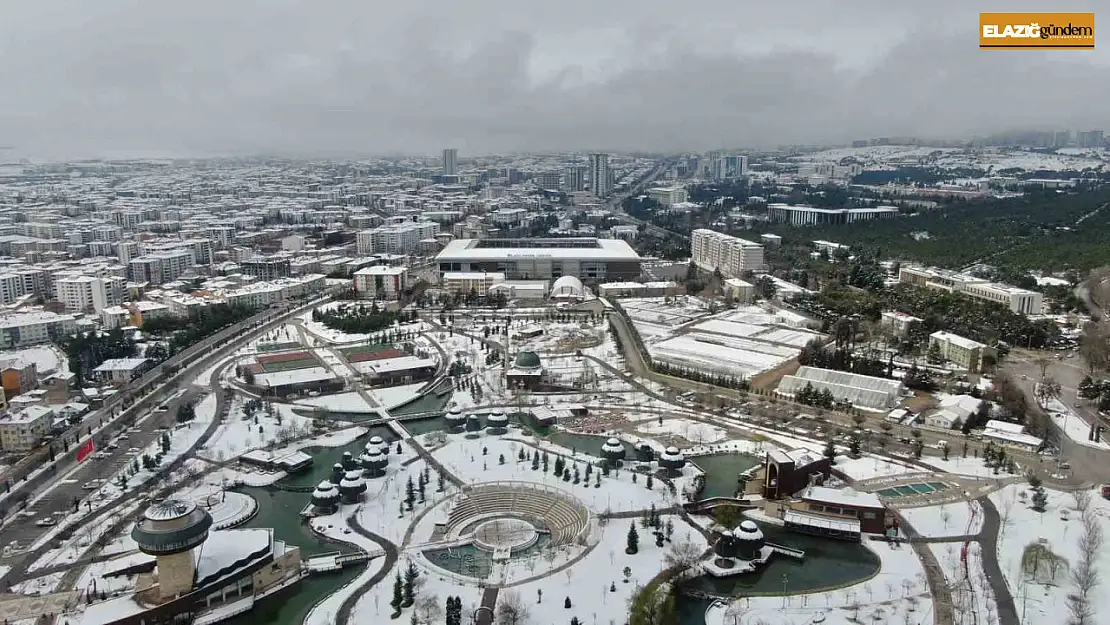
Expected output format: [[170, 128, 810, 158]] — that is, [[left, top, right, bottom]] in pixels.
[[431, 434, 680, 514], [10, 571, 65, 595], [917, 453, 1022, 479], [369, 383, 425, 410], [29, 501, 144, 572], [900, 500, 984, 538], [297, 391, 375, 413], [634, 418, 727, 444], [199, 397, 314, 461], [989, 484, 1110, 624]]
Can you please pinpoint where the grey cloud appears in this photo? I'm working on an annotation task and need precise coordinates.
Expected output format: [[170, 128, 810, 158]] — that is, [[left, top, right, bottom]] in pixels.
[[0, 0, 1107, 159]]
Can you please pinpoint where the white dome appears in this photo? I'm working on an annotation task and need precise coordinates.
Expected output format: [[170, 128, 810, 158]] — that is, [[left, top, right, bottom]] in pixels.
[[607, 437, 620, 446], [550, 275, 585, 299], [665, 446, 680, 455], [369, 436, 384, 445], [733, 520, 764, 541]]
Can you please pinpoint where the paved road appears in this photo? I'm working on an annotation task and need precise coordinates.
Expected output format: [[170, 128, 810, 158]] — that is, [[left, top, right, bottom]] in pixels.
[[977, 496, 1020, 625]]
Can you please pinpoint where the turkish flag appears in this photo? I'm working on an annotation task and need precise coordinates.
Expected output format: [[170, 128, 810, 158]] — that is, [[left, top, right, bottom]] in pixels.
[[76, 438, 96, 463]]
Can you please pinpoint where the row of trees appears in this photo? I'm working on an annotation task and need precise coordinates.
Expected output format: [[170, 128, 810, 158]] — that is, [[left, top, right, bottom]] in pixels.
[[142, 303, 257, 353], [312, 302, 416, 335]]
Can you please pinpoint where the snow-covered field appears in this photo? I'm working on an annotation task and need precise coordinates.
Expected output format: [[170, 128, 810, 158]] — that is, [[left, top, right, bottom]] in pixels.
[[900, 500, 984, 538], [199, 396, 314, 461], [635, 418, 727, 444], [369, 383, 425, 410], [297, 391, 376, 413], [432, 434, 680, 514], [930, 540, 998, 625], [989, 484, 1110, 624], [792, 145, 1107, 173]]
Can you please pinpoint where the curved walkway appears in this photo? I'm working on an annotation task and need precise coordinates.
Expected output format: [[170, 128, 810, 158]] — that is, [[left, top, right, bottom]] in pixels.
[[977, 497, 1019, 625], [339, 514, 400, 625]]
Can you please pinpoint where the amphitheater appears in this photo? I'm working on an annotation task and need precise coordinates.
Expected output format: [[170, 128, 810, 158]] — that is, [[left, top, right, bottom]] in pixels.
[[446, 481, 591, 548]]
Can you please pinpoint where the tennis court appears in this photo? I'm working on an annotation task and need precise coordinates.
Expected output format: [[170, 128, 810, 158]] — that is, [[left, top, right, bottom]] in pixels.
[[876, 482, 950, 498]]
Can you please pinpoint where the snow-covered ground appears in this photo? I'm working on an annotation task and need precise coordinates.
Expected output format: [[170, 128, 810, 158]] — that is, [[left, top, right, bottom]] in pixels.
[[369, 383, 425, 410], [296, 391, 375, 413], [10, 571, 65, 595], [989, 484, 1110, 624], [634, 418, 727, 445], [929, 540, 998, 625], [900, 500, 984, 538], [29, 501, 144, 572], [199, 396, 314, 461], [1043, 396, 1110, 450], [431, 434, 679, 514]]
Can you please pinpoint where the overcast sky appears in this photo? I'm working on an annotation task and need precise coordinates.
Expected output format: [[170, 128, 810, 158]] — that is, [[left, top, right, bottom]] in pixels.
[[1, 0, 1106, 159]]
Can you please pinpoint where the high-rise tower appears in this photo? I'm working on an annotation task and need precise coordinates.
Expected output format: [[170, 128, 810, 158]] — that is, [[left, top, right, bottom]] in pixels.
[[588, 153, 611, 197], [442, 148, 458, 176]]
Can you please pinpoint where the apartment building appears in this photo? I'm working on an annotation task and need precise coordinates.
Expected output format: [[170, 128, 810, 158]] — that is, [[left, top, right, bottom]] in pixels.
[[898, 266, 1043, 315], [879, 311, 922, 338], [0, 312, 77, 349], [441, 272, 506, 297], [356, 221, 439, 255], [128, 249, 194, 284], [691, 229, 765, 278], [353, 266, 409, 300], [767, 204, 899, 226], [0, 405, 54, 452], [56, 275, 125, 313], [589, 153, 611, 197], [929, 331, 995, 373], [220, 274, 327, 310], [648, 186, 689, 207], [241, 256, 292, 281]]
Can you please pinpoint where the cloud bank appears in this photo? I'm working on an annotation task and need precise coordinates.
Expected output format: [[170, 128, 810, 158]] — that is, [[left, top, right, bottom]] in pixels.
[[1, 0, 1107, 158]]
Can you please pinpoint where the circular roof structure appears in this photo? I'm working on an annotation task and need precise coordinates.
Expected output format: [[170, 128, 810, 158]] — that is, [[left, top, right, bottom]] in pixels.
[[132, 499, 213, 556], [487, 412, 509, 424], [513, 351, 542, 370], [550, 275, 586, 300], [144, 499, 198, 522], [734, 520, 764, 541]]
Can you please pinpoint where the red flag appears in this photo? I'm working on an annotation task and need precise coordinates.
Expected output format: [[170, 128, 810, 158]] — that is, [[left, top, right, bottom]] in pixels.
[[76, 438, 96, 463]]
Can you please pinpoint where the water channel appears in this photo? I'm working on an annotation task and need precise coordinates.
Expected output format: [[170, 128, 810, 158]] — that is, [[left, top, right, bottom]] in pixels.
[[689, 454, 761, 499]]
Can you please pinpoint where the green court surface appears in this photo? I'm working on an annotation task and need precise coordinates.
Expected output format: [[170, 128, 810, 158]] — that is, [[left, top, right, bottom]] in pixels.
[[876, 482, 950, 498]]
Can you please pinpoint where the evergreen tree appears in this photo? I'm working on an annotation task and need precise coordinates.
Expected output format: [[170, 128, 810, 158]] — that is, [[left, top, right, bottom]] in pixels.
[[391, 573, 403, 612], [565, 597, 572, 609], [645, 474, 653, 490], [405, 476, 416, 510], [402, 562, 418, 607], [554, 456, 565, 475], [848, 437, 861, 456], [531, 454, 540, 470], [823, 440, 836, 464], [626, 523, 639, 554], [418, 478, 426, 503], [542, 452, 549, 473]]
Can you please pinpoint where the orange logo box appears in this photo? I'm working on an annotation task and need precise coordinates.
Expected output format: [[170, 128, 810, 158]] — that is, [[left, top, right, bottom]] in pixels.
[[980, 13, 1095, 49]]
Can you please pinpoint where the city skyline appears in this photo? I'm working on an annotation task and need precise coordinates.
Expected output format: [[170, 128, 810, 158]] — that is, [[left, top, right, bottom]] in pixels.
[[2, 0, 1108, 160]]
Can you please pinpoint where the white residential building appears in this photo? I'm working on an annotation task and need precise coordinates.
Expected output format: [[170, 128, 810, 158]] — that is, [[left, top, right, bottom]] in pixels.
[[357, 222, 439, 255], [691, 229, 765, 278], [648, 186, 689, 207], [879, 311, 922, 338], [56, 276, 117, 313], [128, 249, 194, 284], [353, 266, 409, 299], [0, 312, 78, 349], [221, 274, 327, 310], [0, 405, 54, 452], [442, 148, 458, 176], [442, 272, 506, 297], [928, 331, 996, 373]]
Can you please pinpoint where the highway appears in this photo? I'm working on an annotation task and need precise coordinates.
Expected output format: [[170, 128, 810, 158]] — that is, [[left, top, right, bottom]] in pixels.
[[604, 162, 686, 240]]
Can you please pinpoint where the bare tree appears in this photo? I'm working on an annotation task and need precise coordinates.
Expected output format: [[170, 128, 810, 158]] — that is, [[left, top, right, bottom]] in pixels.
[[663, 539, 704, 570], [1068, 511, 1103, 625], [1073, 489, 1093, 515], [417, 594, 442, 623], [497, 590, 530, 625]]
